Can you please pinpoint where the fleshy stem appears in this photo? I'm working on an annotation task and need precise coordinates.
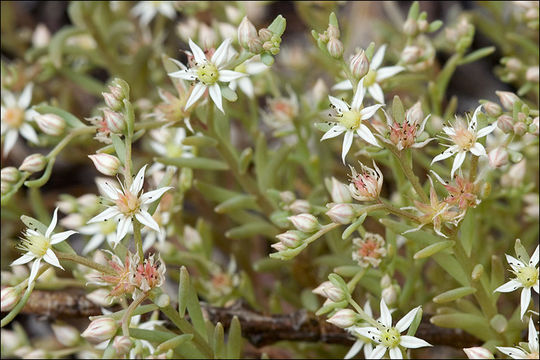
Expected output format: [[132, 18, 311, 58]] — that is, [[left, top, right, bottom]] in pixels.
[[469, 155, 478, 182], [121, 292, 148, 336], [133, 219, 144, 264], [54, 251, 116, 275], [377, 198, 421, 223], [348, 297, 384, 331]]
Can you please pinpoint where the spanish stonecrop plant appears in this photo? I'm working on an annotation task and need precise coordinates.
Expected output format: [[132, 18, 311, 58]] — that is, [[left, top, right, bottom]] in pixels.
[[1, 1, 538, 359]]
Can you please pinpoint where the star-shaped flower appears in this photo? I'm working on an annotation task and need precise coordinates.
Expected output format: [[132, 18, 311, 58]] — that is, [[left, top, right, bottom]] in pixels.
[[497, 317, 539, 359], [321, 79, 382, 163], [333, 44, 405, 104], [87, 165, 173, 244], [1, 83, 39, 156], [131, 1, 176, 27], [11, 208, 77, 284], [354, 299, 432, 359], [494, 243, 539, 320], [168, 39, 245, 113], [432, 105, 497, 178]]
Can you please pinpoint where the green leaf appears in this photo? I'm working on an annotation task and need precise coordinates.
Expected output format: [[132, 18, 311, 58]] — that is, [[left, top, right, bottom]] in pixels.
[[59, 68, 104, 95], [268, 15, 286, 36], [407, 1, 420, 20], [178, 267, 190, 318], [328, 12, 339, 28], [239, 148, 252, 175], [156, 157, 229, 171], [414, 240, 455, 259], [428, 20, 443, 33], [458, 47, 495, 65], [186, 282, 207, 340], [214, 195, 258, 214], [20, 215, 48, 234], [342, 213, 367, 239], [392, 95, 405, 123], [261, 52, 274, 66], [433, 287, 477, 303], [406, 307, 423, 336], [225, 222, 278, 239], [33, 104, 85, 128], [430, 313, 495, 341], [194, 180, 244, 203], [111, 134, 126, 164], [156, 334, 193, 354], [460, 210, 476, 257], [328, 273, 348, 295], [226, 316, 243, 359], [183, 135, 218, 147], [263, 145, 291, 189], [213, 323, 226, 359]]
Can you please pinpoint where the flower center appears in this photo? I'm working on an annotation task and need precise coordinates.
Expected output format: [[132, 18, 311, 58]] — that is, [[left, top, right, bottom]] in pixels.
[[380, 327, 401, 348], [166, 143, 183, 158], [451, 128, 476, 151], [339, 110, 361, 130], [364, 69, 377, 87], [4, 107, 24, 128], [516, 266, 539, 288], [196, 63, 219, 85], [21, 234, 50, 257], [99, 219, 117, 235], [116, 191, 141, 216]]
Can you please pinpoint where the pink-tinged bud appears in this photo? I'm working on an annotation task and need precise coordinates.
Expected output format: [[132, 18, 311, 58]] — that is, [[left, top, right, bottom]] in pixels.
[[406, 101, 424, 125], [198, 23, 217, 49], [401, 46, 422, 64], [327, 38, 344, 59], [381, 284, 399, 307], [35, 113, 65, 136], [51, 323, 80, 347], [289, 200, 311, 214], [81, 317, 118, 343], [526, 66, 539, 83], [327, 25, 340, 39], [88, 153, 121, 176], [327, 309, 357, 328], [331, 177, 352, 203], [417, 19, 429, 32], [313, 281, 344, 302], [113, 336, 132, 356], [247, 38, 263, 53], [86, 289, 114, 307], [496, 91, 520, 110], [258, 28, 273, 42], [103, 109, 125, 133], [504, 57, 522, 72], [403, 18, 418, 36], [326, 203, 356, 224], [288, 213, 320, 233], [238, 17, 258, 49], [60, 213, 84, 229], [276, 230, 303, 248], [271, 242, 287, 252], [483, 101, 502, 117], [19, 153, 46, 173], [513, 122, 527, 136], [497, 115, 514, 133], [102, 92, 123, 111], [488, 147, 508, 168], [463, 347, 494, 359], [349, 50, 370, 79], [32, 23, 51, 48], [348, 161, 383, 201], [1, 287, 21, 312], [280, 191, 296, 204], [531, 116, 539, 135], [1, 167, 20, 183]]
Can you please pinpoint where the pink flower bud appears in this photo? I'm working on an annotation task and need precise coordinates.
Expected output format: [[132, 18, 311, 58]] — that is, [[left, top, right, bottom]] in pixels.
[[526, 67, 539, 83], [327, 309, 357, 328], [349, 50, 370, 79], [51, 323, 80, 347], [1, 167, 20, 183], [289, 199, 311, 214], [496, 91, 519, 110], [247, 38, 263, 53], [35, 113, 65, 136], [19, 153, 46, 173], [403, 18, 418, 36], [513, 121, 527, 135], [280, 191, 296, 204], [258, 28, 273, 42], [276, 231, 303, 248], [406, 101, 424, 125], [198, 23, 217, 49], [382, 284, 399, 307], [81, 317, 118, 343], [326, 203, 355, 224], [113, 336, 132, 356], [488, 147, 508, 168], [103, 109, 125, 133], [102, 92, 123, 111], [331, 177, 352, 203], [32, 23, 51, 48], [327, 38, 344, 58], [417, 19, 429, 32], [483, 101, 502, 117], [401, 46, 422, 64], [288, 213, 320, 233], [88, 153, 121, 176], [271, 242, 287, 252], [313, 281, 344, 302], [497, 115, 514, 133], [86, 289, 114, 307], [327, 25, 340, 39], [238, 17, 258, 49], [463, 347, 494, 359], [1, 287, 21, 312]]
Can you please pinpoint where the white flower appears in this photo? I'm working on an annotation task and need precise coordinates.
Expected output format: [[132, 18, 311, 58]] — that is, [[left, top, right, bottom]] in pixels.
[[1, 83, 39, 156], [432, 105, 497, 178], [322, 79, 383, 163], [11, 208, 77, 284], [354, 299, 431, 359], [346, 301, 376, 359], [228, 58, 268, 98], [168, 39, 245, 113], [87, 165, 173, 244], [131, 1, 176, 27], [497, 317, 539, 359], [494, 244, 539, 320], [141, 204, 170, 251], [147, 125, 193, 175], [333, 45, 405, 104]]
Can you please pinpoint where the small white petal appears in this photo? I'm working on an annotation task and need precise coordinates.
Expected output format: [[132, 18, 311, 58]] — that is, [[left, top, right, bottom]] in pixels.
[[389, 347, 403, 359], [237, 78, 254, 98], [328, 95, 350, 114], [18, 83, 34, 109], [368, 84, 385, 104], [345, 340, 364, 360], [211, 38, 232, 67], [3, 129, 18, 157], [245, 61, 268, 74], [399, 335, 432, 348], [476, 122, 498, 138], [351, 79, 366, 110], [469, 142, 486, 157], [341, 130, 354, 164], [51, 230, 77, 244], [321, 125, 346, 141], [494, 279, 522, 293], [185, 83, 206, 110], [497, 346, 527, 359], [46, 207, 59, 238], [379, 299, 392, 327], [28, 258, 42, 285], [188, 38, 207, 64], [116, 216, 131, 242], [468, 105, 483, 132], [357, 124, 380, 147], [43, 248, 63, 270], [431, 146, 458, 164], [395, 306, 420, 332], [528, 317, 539, 352], [168, 69, 197, 80], [82, 234, 105, 255], [135, 211, 161, 232], [332, 79, 353, 91], [370, 344, 387, 360], [19, 123, 39, 144], [140, 186, 173, 204], [208, 83, 223, 113], [352, 327, 380, 339], [87, 207, 121, 224], [98, 180, 121, 201], [371, 45, 387, 70], [359, 104, 383, 120], [529, 245, 539, 267], [218, 70, 246, 82], [130, 164, 147, 194], [168, 57, 187, 70], [11, 253, 35, 266], [451, 151, 467, 178], [376, 66, 404, 81], [520, 287, 531, 320]]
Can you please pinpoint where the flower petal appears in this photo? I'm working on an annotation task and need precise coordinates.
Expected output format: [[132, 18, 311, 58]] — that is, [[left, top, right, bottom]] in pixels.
[[371, 45, 387, 70], [211, 38, 232, 67], [353, 327, 380, 340], [520, 287, 531, 320], [3, 129, 18, 157], [237, 78, 254, 98], [494, 279, 522, 293], [82, 234, 105, 255], [368, 83, 385, 104], [51, 230, 77, 244], [351, 79, 366, 110], [341, 130, 354, 164], [218, 70, 245, 82], [529, 245, 539, 267], [27, 258, 41, 285], [332, 79, 353, 91], [116, 216, 131, 242], [345, 340, 364, 360], [399, 335, 432, 348], [19, 123, 39, 144], [370, 344, 387, 360], [321, 125, 346, 141], [43, 248, 63, 270], [208, 83, 223, 113], [468, 105, 483, 132], [185, 83, 206, 110], [167, 57, 187, 71], [497, 346, 527, 359], [469, 142, 486, 157], [87, 206, 121, 224], [328, 95, 351, 114], [451, 151, 467, 178], [528, 317, 539, 352], [11, 252, 35, 266], [389, 347, 403, 359], [431, 146, 458, 164], [476, 122, 498, 138], [359, 104, 383, 120], [98, 180, 121, 201], [395, 306, 421, 332], [357, 124, 380, 147], [141, 186, 173, 204], [18, 83, 34, 109], [376, 66, 404, 81], [130, 165, 147, 194], [135, 210, 160, 232], [379, 298, 392, 327], [46, 207, 59, 238], [168, 69, 197, 80], [188, 38, 207, 64]]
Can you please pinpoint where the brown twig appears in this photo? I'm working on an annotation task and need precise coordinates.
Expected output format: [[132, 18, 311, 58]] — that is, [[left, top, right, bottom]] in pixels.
[[3, 289, 480, 348]]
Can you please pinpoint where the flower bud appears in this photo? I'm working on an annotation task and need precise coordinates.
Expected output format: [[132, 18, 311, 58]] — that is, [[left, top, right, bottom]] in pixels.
[[327, 38, 344, 58], [60, 213, 84, 229], [280, 191, 296, 204], [483, 101, 502, 117], [488, 147, 508, 168], [401, 45, 422, 64], [327, 309, 357, 328], [331, 177, 352, 203], [381, 284, 399, 307], [51, 323, 80, 347], [504, 57, 522, 73], [86, 289, 113, 307], [288, 213, 320, 233], [463, 347, 494, 359], [313, 281, 344, 302], [497, 114, 514, 133], [1, 181, 10, 195], [35, 113, 65, 136], [19, 153, 46, 173], [276, 230, 303, 248], [531, 116, 539, 135], [81, 317, 118, 343], [403, 18, 418, 36], [258, 28, 273, 42], [1, 167, 20, 183], [289, 199, 311, 214], [247, 38, 263, 53], [526, 66, 539, 83], [406, 101, 424, 125], [417, 19, 429, 32], [326, 203, 356, 224], [380, 274, 392, 288], [88, 153, 121, 176], [113, 336, 132, 356], [513, 121, 527, 135], [238, 17, 258, 49], [327, 25, 340, 39], [271, 242, 287, 252], [32, 23, 51, 48], [1, 287, 21, 312], [198, 23, 217, 49], [103, 109, 125, 133], [349, 50, 370, 79], [102, 92, 122, 111], [496, 91, 519, 110], [110, 78, 130, 100]]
